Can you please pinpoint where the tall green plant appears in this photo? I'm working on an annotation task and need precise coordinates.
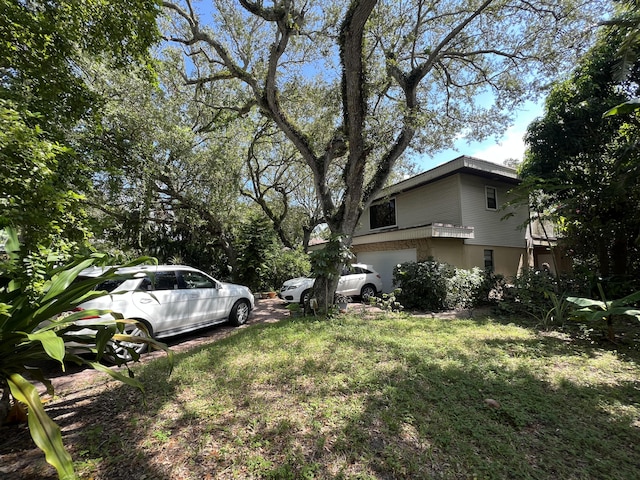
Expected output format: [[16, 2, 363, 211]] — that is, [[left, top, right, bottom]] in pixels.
[[0, 228, 172, 480], [567, 284, 640, 341], [309, 234, 354, 312]]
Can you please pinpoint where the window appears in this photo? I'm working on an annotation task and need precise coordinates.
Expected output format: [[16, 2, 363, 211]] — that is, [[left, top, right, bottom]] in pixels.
[[484, 249, 494, 271], [485, 186, 497, 210], [154, 271, 178, 290], [181, 270, 216, 289], [92, 279, 125, 293], [370, 199, 396, 229]]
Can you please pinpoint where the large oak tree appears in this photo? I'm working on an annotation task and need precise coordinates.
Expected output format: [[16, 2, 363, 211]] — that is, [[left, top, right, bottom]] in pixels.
[[163, 0, 603, 305]]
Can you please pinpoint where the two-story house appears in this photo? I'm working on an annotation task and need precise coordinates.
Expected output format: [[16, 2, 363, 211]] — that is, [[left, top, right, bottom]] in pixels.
[[351, 156, 531, 292]]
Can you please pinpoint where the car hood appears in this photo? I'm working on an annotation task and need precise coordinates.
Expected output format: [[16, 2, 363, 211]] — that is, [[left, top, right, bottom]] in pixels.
[[282, 276, 314, 287]]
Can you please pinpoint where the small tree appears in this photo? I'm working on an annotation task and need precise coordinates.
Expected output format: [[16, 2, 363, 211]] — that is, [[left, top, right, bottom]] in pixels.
[[568, 285, 640, 342]]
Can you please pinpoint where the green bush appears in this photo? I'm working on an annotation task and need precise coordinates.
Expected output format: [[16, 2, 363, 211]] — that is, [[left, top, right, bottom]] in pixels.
[[393, 259, 453, 311], [394, 260, 504, 311], [269, 246, 311, 291], [446, 267, 485, 309], [235, 215, 310, 292], [497, 268, 591, 326]]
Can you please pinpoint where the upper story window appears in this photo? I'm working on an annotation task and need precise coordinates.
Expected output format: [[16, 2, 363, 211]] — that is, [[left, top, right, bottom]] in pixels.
[[485, 186, 497, 210], [370, 198, 396, 230]]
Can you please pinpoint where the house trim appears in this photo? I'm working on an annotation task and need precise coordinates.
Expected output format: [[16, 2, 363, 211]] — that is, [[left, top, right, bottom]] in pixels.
[[371, 155, 519, 202], [352, 223, 474, 246]]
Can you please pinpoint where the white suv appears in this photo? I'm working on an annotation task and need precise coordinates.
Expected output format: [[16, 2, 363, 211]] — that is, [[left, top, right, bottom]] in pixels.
[[279, 264, 383, 304], [71, 265, 254, 358]]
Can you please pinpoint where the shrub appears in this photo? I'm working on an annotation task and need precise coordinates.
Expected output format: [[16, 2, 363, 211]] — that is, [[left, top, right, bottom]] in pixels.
[[269, 246, 311, 292], [394, 260, 507, 312], [369, 288, 404, 313], [497, 268, 592, 327], [446, 267, 485, 309], [393, 259, 453, 311], [235, 215, 310, 292]]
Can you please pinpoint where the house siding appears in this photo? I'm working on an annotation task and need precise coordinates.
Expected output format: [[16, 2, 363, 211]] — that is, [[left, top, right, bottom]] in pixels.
[[355, 175, 462, 235], [347, 156, 533, 286], [352, 240, 524, 281], [459, 175, 526, 248], [396, 175, 462, 228]]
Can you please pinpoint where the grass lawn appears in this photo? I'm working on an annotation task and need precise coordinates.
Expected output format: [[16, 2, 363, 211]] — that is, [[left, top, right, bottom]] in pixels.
[[68, 312, 640, 479]]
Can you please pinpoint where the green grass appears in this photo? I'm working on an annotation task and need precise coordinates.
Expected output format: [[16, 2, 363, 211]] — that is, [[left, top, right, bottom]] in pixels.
[[76, 313, 640, 479]]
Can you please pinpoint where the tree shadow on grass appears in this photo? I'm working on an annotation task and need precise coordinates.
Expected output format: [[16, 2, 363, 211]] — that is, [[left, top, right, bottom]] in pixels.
[[2, 315, 639, 479]]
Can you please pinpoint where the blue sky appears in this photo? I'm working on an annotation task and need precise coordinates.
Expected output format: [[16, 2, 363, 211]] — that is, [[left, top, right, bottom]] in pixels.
[[413, 100, 544, 171]]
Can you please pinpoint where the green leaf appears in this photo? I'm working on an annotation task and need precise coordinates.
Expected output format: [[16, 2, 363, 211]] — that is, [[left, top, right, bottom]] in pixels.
[[603, 98, 640, 117], [566, 297, 606, 309], [85, 361, 144, 391], [26, 330, 66, 369], [8, 373, 76, 480], [41, 258, 105, 303]]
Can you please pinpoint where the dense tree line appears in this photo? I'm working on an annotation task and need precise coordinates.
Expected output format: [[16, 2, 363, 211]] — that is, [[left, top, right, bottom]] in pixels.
[[520, 0, 640, 280]]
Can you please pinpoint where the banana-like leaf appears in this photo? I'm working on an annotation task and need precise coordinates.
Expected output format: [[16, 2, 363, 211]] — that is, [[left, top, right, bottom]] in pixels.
[[566, 297, 606, 309], [25, 330, 66, 370], [8, 373, 75, 480], [603, 98, 640, 117]]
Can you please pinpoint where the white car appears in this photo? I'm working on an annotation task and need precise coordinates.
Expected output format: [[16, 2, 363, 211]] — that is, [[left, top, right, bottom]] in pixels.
[[71, 265, 254, 358], [279, 264, 383, 304]]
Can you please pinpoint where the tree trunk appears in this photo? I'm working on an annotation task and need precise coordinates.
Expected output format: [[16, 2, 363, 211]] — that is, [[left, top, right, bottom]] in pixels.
[[312, 272, 342, 314]]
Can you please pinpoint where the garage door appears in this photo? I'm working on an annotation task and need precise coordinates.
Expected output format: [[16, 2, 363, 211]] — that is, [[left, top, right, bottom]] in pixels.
[[357, 249, 417, 294]]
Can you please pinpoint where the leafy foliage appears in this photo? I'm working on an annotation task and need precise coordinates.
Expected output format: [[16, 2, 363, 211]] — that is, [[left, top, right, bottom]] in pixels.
[[308, 234, 355, 311], [445, 267, 486, 310], [394, 260, 453, 311], [0, 101, 87, 253], [0, 228, 171, 480], [235, 214, 310, 292], [394, 260, 506, 311], [0, 0, 160, 134], [369, 288, 404, 313], [567, 284, 640, 341], [520, 26, 640, 277]]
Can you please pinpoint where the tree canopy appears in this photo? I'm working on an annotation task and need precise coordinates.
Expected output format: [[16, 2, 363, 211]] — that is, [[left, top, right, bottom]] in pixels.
[[162, 0, 604, 304], [520, 23, 640, 278], [0, 0, 161, 253]]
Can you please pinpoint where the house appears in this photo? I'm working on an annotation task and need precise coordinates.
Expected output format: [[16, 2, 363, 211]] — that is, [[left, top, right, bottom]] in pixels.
[[351, 156, 534, 293]]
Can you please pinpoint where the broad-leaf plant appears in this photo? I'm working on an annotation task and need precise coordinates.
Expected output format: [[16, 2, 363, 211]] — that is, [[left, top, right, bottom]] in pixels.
[[0, 228, 172, 480]]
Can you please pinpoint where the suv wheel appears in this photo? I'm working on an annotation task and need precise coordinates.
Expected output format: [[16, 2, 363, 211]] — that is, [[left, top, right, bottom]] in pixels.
[[110, 321, 151, 362], [230, 299, 251, 326], [360, 284, 377, 303]]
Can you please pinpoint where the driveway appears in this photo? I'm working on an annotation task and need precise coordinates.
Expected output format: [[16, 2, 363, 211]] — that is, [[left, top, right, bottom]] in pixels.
[[43, 297, 290, 396]]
